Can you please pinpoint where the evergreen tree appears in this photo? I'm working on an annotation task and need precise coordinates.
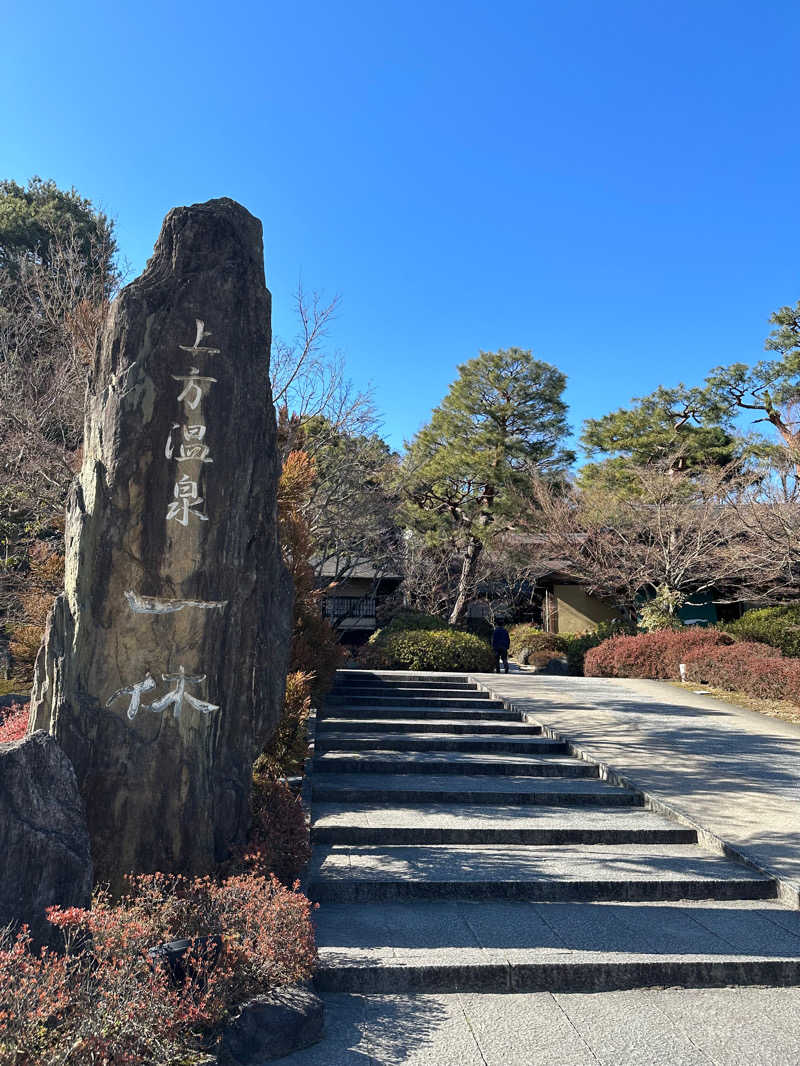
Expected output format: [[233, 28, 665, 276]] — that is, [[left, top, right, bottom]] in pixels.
[[579, 385, 739, 492], [402, 347, 572, 624], [0, 176, 117, 292], [703, 299, 800, 473]]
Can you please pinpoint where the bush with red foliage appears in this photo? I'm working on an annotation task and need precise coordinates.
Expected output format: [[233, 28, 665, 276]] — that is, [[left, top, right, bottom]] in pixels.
[[0, 867, 317, 1065], [584, 628, 732, 679], [244, 775, 311, 885], [683, 643, 800, 704], [0, 702, 28, 744]]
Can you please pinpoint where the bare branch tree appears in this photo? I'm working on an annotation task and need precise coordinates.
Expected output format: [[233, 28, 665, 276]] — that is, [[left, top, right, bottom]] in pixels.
[[0, 221, 117, 664], [271, 286, 376, 460], [519, 458, 800, 620]]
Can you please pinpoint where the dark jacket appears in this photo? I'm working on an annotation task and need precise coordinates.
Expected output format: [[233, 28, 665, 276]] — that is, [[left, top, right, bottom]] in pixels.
[[491, 626, 510, 651]]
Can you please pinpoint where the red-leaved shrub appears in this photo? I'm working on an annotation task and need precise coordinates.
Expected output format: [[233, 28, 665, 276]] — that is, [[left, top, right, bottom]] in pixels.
[[683, 643, 800, 704], [243, 775, 311, 885], [0, 702, 28, 744], [0, 868, 317, 1065], [584, 629, 732, 679]]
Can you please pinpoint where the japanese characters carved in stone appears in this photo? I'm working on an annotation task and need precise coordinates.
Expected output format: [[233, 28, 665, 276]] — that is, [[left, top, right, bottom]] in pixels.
[[31, 198, 292, 889]]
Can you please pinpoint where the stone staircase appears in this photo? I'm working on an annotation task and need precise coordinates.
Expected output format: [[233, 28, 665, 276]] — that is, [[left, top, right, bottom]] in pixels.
[[307, 670, 800, 993]]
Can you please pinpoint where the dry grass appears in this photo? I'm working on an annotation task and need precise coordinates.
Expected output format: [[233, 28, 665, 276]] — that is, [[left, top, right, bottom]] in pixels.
[[667, 680, 800, 726]]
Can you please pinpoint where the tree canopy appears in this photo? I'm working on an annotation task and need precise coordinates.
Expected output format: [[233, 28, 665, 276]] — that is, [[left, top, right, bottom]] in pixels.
[[401, 347, 573, 623], [579, 385, 739, 491], [703, 300, 800, 471], [0, 176, 117, 292]]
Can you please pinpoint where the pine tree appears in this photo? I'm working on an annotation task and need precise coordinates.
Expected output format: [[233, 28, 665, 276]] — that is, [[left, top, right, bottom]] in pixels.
[[401, 347, 572, 624]]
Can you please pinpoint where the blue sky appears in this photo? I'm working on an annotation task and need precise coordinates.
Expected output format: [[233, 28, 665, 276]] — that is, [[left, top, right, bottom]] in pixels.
[[4, 1, 800, 453]]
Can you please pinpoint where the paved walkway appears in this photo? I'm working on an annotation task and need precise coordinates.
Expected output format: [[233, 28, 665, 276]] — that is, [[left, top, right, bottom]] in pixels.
[[474, 673, 800, 896], [287, 670, 800, 1065], [282, 988, 800, 1065]]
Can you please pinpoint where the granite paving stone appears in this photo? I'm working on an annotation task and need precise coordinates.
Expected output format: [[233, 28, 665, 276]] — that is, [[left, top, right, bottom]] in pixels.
[[304, 669, 800, 1056]]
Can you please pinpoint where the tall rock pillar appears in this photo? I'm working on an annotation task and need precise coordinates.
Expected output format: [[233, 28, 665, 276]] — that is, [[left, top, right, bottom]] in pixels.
[[31, 198, 292, 890]]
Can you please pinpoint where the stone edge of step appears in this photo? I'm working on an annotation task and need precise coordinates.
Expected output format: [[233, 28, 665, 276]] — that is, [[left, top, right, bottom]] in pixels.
[[313, 955, 800, 994], [466, 674, 800, 910]]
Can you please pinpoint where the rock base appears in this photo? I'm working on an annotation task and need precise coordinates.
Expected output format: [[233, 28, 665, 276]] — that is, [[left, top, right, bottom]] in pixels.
[[218, 983, 324, 1064], [0, 731, 92, 947]]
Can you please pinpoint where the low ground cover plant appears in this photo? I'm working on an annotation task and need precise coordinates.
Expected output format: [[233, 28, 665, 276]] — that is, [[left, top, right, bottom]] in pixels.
[[366, 626, 494, 672], [724, 605, 800, 658], [0, 702, 28, 743], [0, 868, 316, 1066]]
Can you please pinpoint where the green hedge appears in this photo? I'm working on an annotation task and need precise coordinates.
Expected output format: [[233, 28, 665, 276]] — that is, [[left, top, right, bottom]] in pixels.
[[368, 627, 495, 672], [506, 621, 637, 675], [725, 606, 800, 658], [507, 625, 568, 659]]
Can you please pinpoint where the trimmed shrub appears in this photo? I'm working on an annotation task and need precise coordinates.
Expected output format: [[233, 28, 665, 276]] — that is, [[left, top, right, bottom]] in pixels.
[[682, 642, 797, 703], [725, 605, 800, 659], [507, 625, 568, 659], [561, 620, 638, 676], [368, 627, 495, 672], [584, 628, 732, 679]]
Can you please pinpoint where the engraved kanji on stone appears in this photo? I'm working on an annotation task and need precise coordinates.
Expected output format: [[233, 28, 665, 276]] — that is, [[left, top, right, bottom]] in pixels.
[[166, 474, 209, 526], [165, 423, 213, 463], [149, 665, 220, 719], [172, 367, 218, 411], [106, 672, 157, 720], [179, 318, 220, 356]]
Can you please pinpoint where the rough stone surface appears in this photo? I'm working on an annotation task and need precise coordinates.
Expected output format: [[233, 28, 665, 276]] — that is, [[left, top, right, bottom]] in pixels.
[[219, 984, 324, 1064], [31, 198, 292, 889], [0, 730, 92, 946]]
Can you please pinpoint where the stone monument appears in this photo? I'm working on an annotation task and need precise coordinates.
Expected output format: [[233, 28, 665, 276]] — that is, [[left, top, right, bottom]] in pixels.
[[31, 198, 292, 890]]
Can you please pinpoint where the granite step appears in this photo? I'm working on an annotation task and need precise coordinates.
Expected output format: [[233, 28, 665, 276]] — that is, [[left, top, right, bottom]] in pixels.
[[324, 695, 505, 708], [331, 685, 490, 700], [309, 844, 776, 903], [335, 672, 471, 685], [313, 750, 599, 777], [314, 731, 567, 755], [314, 899, 799, 993], [310, 773, 644, 807], [317, 717, 537, 736], [310, 803, 698, 846], [318, 705, 521, 722]]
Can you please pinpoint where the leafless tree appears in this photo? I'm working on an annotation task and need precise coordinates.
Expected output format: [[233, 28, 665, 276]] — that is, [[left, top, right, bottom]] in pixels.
[[396, 528, 542, 624], [519, 458, 800, 619], [0, 223, 118, 669], [271, 286, 377, 460], [722, 461, 800, 598], [305, 436, 401, 595]]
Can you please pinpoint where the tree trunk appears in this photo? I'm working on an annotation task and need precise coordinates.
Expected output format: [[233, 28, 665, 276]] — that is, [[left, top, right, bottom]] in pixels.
[[767, 410, 800, 479], [449, 537, 483, 625]]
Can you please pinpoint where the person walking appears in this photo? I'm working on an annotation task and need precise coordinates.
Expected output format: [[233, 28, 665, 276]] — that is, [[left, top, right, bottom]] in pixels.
[[491, 620, 510, 673]]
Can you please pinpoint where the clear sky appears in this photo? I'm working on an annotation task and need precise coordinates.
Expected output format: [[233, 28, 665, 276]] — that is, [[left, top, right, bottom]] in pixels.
[[4, 1, 800, 453]]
